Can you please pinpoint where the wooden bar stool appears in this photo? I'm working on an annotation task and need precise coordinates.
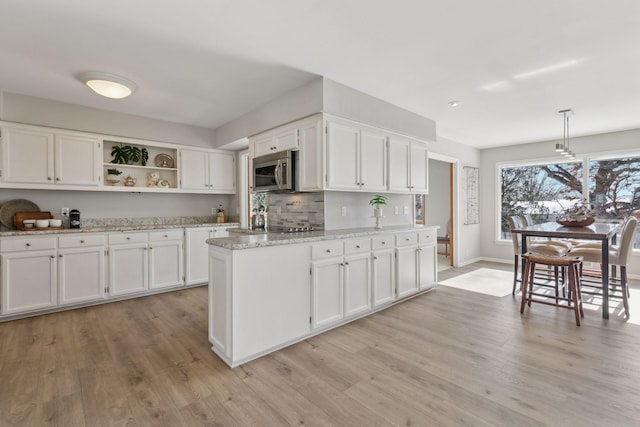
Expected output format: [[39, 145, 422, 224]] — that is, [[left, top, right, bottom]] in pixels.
[[520, 252, 584, 326]]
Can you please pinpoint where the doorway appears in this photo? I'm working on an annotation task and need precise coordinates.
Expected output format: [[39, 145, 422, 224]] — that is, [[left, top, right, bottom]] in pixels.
[[425, 156, 456, 270]]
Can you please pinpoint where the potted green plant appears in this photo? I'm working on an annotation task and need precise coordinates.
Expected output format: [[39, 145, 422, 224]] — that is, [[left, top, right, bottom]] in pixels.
[[110, 144, 149, 166], [369, 195, 387, 228], [106, 168, 123, 185]]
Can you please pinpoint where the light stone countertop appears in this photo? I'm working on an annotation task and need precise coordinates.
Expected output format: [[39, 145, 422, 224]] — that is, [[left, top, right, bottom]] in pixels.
[[0, 222, 239, 237], [208, 225, 439, 250]]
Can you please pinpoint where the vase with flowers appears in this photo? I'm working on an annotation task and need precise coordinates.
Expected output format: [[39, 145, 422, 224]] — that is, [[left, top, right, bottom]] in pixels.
[[556, 198, 595, 227]]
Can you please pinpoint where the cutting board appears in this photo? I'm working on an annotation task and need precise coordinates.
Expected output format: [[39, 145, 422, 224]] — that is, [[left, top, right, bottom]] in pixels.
[[14, 211, 53, 230]]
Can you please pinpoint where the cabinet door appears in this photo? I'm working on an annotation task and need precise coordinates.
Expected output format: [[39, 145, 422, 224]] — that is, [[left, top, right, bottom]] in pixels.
[[109, 244, 148, 296], [311, 258, 344, 329], [1, 127, 54, 184], [149, 240, 183, 289], [253, 134, 275, 158], [298, 119, 323, 191], [209, 152, 236, 193], [410, 142, 429, 194], [387, 136, 411, 192], [185, 228, 213, 285], [55, 134, 101, 186], [418, 244, 438, 290], [360, 129, 387, 191], [212, 228, 229, 238], [396, 246, 419, 298], [274, 127, 299, 152], [58, 247, 105, 305], [372, 248, 395, 307], [343, 253, 371, 318], [179, 149, 209, 190], [326, 121, 360, 190], [1, 251, 57, 314]]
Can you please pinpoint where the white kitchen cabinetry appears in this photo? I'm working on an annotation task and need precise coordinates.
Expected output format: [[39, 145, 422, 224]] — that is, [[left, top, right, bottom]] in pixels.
[[311, 238, 371, 329], [297, 118, 323, 191], [209, 243, 311, 367], [388, 135, 429, 194], [1, 126, 100, 187], [179, 148, 235, 193], [418, 231, 438, 290], [371, 235, 395, 307], [252, 125, 299, 158], [395, 232, 420, 298], [108, 233, 149, 296], [326, 120, 387, 192], [185, 226, 229, 286], [148, 230, 183, 290], [58, 235, 106, 305], [0, 237, 57, 315]]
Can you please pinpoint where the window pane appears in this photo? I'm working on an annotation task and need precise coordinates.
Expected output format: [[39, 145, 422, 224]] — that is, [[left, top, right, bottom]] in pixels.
[[501, 162, 583, 239], [588, 156, 640, 248]]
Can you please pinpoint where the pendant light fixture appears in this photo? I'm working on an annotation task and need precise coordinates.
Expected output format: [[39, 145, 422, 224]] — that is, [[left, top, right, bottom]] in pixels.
[[555, 109, 575, 160], [78, 71, 137, 99]]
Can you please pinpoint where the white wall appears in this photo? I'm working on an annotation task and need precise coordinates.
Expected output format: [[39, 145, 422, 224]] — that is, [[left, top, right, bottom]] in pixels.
[[1, 92, 216, 148], [0, 189, 232, 221], [479, 127, 640, 276], [324, 192, 414, 230], [425, 159, 450, 234]]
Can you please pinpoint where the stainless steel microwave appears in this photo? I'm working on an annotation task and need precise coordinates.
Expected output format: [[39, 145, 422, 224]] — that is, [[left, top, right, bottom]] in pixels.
[[252, 150, 296, 192]]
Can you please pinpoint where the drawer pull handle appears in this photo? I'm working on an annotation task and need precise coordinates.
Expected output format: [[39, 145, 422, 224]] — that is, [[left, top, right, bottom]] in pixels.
[[80, 240, 85, 244], [356, 245, 360, 249], [405, 237, 410, 241], [326, 249, 331, 253], [164, 234, 168, 238], [126, 237, 131, 240], [25, 243, 31, 247]]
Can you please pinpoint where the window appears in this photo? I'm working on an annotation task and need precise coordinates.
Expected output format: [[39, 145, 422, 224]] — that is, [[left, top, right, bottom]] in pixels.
[[499, 154, 640, 248]]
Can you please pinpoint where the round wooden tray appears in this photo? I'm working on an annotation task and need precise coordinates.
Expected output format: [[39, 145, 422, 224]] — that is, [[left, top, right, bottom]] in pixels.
[[0, 199, 40, 229], [556, 217, 595, 227]]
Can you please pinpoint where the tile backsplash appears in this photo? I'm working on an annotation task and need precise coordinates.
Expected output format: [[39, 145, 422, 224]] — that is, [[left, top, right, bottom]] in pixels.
[[266, 193, 325, 229]]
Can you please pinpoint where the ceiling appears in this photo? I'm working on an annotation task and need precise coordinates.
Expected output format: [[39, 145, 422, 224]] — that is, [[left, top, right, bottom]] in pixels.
[[1, 0, 639, 149]]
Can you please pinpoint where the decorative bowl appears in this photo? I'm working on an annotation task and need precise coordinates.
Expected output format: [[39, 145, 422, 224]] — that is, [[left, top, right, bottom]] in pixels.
[[49, 219, 62, 227], [36, 219, 50, 228], [556, 217, 595, 227]]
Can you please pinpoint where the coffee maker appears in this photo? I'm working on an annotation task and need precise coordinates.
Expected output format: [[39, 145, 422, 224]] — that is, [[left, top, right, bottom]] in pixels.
[[69, 209, 81, 229]]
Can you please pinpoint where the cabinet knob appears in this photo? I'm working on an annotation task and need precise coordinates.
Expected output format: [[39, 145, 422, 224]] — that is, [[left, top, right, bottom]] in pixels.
[[56, 177, 60, 181], [405, 237, 410, 241], [59, 254, 63, 258], [80, 240, 85, 243], [50, 255, 55, 259], [25, 243, 31, 247], [374, 256, 378, 260], [345, 262, 349, 265], [47, 177, 52, 181], [356, 245, 360, 249], [126, 237, 131, 240], [382, 241, 386, 245], [164, 234, 168, 238], [326, 249, 331, 253]]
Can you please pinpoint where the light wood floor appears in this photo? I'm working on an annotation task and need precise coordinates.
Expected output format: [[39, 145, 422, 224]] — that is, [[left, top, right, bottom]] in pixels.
[[2, 261, 640, 426]]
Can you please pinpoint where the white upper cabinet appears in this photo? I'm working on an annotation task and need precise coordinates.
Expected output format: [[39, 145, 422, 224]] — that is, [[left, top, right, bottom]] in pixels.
[[297, 118, 323, 192], [179, 148, 235, 193], [1, 126, 100, 187], [253, 126, 299, 158], [326, 119, 387, 192], [388, 135, 429, 194]]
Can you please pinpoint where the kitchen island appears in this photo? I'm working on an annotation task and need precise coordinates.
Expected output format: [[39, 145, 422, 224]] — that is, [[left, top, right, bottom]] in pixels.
[[206, 225, 439, 367]]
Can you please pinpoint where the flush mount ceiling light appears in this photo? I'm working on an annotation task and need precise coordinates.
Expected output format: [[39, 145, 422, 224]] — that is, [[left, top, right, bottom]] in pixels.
[[448, 100, 461, 107], [555, 109, 576, 159], [78, 71, 137, 99]]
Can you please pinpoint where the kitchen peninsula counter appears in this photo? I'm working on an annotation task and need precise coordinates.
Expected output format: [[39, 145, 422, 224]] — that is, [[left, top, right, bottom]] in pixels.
[[206, 224, 440, 368]]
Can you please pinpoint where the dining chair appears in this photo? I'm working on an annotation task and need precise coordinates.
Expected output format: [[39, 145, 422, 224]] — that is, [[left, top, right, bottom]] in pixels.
[[437, 221, 451, 257], [520, 214, 573, 251], [569, 216, 637, 317], [520, 252, 584, 326], [508, 215, 567, 295]]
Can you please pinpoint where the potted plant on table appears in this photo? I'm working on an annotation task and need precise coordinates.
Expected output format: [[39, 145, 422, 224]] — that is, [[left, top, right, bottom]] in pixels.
[[369, 195, 388, 229]]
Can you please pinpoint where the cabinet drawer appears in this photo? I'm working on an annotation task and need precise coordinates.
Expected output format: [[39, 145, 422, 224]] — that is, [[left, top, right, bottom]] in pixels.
[[149, 229, 183, 242], [108, 232, 148, 245], [371, 235, 393, 250], [395, 232, 418, 247], [59, 234, 106, 248], [418, 231, 437, 244], [311, 241, 344, 260], [1, 236, 57, 252], [344, 237, 370, 254]]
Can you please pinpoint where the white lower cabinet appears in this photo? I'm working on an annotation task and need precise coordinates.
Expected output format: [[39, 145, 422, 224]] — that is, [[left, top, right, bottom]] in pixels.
[[58, 234, 106, 305], [1, 250, 57, 315], [185, 227, 229, 286], [371, 235, 395, 307], [109, 241, 148, 296], [418, 231, 438, 290], [311, 257, 344, 329], [343, 252, 371, 317], [149, 230, 183, 290]]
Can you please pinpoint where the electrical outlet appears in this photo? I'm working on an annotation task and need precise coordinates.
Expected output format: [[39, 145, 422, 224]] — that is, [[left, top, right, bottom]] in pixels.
[[212, 208, 216, 215], [394, 205, 399, 215], [403, 206, 409, 215], [341, 206, 347, 217], [61, 207, 69, 217]]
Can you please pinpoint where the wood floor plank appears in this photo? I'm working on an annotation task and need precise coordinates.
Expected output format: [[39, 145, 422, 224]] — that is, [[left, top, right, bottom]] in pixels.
[[1, 262, 639, 426]]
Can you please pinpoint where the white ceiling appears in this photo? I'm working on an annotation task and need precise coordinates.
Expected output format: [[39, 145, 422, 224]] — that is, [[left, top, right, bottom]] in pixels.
[[1, 0, 639, 149]]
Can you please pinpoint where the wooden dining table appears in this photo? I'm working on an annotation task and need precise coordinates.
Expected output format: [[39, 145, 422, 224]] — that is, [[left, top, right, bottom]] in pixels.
[[511, 221, 622, 319]]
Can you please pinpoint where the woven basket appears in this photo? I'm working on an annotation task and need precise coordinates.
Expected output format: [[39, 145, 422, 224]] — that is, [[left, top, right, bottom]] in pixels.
[[556, 217, 595, 227]]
